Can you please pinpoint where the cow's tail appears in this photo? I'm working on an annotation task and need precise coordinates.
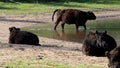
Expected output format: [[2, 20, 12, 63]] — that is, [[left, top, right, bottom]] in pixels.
[[52, 9, 60, 21]]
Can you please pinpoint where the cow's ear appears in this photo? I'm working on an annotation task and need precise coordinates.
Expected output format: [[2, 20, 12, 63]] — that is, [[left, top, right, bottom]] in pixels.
[[105, 51, 111, 58], [87, 11, 93, 15], [9, 28, 13, 32], [9, 27, 16, 32], [14, 28, 20, 32], [104, 30, 107, 34], [12, 28, 20, 33], [16, 28, 20, 31], [96, 30, 98, 34], [88, 11, 92, 13]]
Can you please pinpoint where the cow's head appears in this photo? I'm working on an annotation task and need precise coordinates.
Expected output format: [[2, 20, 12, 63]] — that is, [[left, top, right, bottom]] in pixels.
[[106, 47, 120, 68], [95, 30, 107, 40], [87, 11, 96, 20], [9, 27, 20, 33]]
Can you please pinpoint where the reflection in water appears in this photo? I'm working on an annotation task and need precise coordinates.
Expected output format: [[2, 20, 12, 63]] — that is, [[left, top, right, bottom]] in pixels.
[[53, 30, 86, 43]]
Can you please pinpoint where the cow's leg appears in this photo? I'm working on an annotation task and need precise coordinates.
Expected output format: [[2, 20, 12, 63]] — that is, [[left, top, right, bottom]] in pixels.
[[75, 24, 79, 31], [83, 25, 86, 30], [61, 23, 65, 30], [54, 20, 60, 30]]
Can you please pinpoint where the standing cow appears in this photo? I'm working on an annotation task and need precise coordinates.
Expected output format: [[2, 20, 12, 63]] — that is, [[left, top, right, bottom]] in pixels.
[[106, 46, 120, 68], [9, 27, 40, 45], [82, 30, 117, 57], [52, 9, 96, 30]]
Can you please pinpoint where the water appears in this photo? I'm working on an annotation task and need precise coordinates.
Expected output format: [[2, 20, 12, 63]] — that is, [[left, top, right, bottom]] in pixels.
[[23, 17, 120, 45]]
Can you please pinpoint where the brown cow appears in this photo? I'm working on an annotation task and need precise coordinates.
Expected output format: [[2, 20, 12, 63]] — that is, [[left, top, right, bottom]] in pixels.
[[106, 46, 120, 68], [9, 27, 40, 45], [82, 30, 117, 57], [52, 9, 96, 30]]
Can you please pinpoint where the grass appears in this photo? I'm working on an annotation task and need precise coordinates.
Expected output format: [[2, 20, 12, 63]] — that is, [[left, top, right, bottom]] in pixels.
[[3, 60, 71, 68], [0, 1, 120, 14], [3, 60, 103, 68], [87, 18, 120, 29]]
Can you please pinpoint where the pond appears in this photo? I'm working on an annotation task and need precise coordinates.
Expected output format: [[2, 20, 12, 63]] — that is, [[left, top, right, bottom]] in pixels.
[[23, 17, 120, 45]]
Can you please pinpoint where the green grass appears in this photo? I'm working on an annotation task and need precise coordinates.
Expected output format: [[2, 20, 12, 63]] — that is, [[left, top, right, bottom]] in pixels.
[[0, 52, 103, 68], [3, 61, 70, 68], [0, 1, 120, 14], [87, 18, 120, 29], [3, 60, 103, 68]]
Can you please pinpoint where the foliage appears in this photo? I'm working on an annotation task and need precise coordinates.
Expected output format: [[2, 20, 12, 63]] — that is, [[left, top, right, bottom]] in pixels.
[[0, 0, 59, 3], [0, 0, 120, 4], [0, 1, 120, 14]]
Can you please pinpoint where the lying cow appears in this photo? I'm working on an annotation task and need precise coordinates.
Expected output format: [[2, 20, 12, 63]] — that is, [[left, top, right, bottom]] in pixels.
[[106, 46, 120, 68], [52, 9, 96, 30], [9, 27, 40, 45], [82, 30, 117, 57]]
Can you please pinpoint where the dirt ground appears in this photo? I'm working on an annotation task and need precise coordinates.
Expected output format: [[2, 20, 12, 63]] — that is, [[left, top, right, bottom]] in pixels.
[[0, 10, 120, 68]]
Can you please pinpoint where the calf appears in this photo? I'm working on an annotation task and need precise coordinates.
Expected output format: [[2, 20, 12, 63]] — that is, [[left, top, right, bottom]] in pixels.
[[82, 31, 117, 56], [9, 27, 40, 45], [52, 9, 96, 30]]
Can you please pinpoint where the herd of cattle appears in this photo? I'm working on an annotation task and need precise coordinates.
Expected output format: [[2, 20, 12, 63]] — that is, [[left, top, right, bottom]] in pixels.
[[8, 9, 119, 68]]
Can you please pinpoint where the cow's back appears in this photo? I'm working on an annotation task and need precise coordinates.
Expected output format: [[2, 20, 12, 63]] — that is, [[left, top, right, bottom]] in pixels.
[[61, 9, 87, 24], [15, 31, 39, 45]]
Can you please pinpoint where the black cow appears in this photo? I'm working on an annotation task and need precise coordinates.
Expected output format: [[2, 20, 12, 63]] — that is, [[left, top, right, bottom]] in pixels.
[[9, 27, 40, 45], [52, 9, 96, 30], [82, 30, 117, 57], [106, 46, 120, 68]]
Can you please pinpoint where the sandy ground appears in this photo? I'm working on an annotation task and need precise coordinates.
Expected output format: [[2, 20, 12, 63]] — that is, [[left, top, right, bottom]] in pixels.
[[0, 10, 120, 67]]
